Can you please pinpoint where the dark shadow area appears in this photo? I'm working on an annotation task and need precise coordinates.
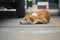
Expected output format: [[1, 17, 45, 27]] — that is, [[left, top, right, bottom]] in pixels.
[[0, 11, 17, 19], [49, 0, 59, 9]]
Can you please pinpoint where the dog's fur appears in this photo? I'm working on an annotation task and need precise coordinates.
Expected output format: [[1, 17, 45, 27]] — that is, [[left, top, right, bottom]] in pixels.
[[20, 10, 50, 24]]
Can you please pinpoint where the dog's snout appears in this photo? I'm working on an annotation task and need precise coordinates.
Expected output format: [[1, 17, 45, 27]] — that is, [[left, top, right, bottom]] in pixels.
[[19, 21, 23, 24]]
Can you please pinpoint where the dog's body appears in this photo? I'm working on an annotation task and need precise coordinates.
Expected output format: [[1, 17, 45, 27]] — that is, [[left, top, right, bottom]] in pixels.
[[20, 10, 50, 24]]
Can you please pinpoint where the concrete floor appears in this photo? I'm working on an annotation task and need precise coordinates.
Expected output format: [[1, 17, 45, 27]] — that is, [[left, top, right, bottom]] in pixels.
[[0, 16, 60, 40]]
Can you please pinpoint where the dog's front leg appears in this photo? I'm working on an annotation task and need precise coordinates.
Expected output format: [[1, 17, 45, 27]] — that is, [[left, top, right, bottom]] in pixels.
[[31, 20, 39, 24]]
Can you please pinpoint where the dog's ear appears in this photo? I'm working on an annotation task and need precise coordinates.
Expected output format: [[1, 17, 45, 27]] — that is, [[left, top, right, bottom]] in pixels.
[[30, 17, 33, 22]]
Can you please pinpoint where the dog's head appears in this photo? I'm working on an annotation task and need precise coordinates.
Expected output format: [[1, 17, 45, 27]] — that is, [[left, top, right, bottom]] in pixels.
[[20, 15, 32, 24]]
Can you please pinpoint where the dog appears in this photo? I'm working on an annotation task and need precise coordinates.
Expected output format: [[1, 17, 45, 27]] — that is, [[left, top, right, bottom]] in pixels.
[[20, 10, 50, 24]]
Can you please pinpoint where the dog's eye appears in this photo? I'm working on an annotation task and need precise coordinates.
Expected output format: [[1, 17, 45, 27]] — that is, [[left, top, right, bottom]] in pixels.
[[24, 18, 28, 21], [24, 17, 26, 20]]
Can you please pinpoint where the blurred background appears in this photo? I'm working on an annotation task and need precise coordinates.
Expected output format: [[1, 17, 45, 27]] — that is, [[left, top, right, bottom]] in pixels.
[[0, 0, 59, 18]]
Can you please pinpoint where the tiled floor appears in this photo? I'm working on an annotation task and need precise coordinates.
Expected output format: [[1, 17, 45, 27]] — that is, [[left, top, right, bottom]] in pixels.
[[0, 16, 60, 40]]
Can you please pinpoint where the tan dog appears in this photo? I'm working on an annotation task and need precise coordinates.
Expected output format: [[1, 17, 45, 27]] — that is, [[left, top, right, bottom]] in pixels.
[[20, 10, 50, 24]]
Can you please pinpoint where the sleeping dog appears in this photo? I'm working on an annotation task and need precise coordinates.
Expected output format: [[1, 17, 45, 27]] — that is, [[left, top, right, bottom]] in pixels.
[[20, 10, 50, 24]]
